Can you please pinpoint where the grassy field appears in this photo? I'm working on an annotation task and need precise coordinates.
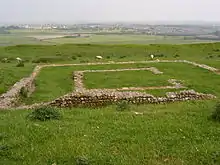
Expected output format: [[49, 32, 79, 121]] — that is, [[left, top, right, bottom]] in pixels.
[[84, 70, 171, 89], [0, 43, 219, 97], [24, 64, 173, 104], [0, 34, 48, 46], [0, 30, 67, 46], [44, 34, 219, 45], [0, 43, 220, 165], [23, 66, 74, 104], [0, 43, 219, 96], [22, 62, 220, 105], [0, 43, 220, 66], [1, 101, 220, 165]]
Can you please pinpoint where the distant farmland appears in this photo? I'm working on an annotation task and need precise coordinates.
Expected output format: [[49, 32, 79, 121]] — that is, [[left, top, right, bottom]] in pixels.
[[44, 34, 219, 45], [0, 29, 220, 46]]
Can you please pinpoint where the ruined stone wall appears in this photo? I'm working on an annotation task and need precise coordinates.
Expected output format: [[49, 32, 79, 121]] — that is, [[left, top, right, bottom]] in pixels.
[[0, 60, 218, 110], [0, 74, 36, 109], [49, 90, 216, 108]]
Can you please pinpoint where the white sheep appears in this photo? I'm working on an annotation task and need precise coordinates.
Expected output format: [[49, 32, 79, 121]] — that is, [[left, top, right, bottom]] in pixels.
[[150, 54, 154, 60], [2, 58, 8, 62], [16, 57, 22, 61], [96, 56, 103, 59]]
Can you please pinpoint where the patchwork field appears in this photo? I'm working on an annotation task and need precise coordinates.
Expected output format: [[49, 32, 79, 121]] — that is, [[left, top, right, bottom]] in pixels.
[[0, 43, 220, 165]]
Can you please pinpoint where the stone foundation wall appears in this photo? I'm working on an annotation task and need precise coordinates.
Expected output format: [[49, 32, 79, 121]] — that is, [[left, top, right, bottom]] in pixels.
[[0, 77, 35, 108], [0, 60, 218, 110], [49, 90, 216, 108]]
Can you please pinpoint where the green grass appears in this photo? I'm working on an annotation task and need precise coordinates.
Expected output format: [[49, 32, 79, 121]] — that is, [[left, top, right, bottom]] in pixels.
[[22, 63, 171, 104], [84, 70, 171, 89], [0, 34, 49, 46], [2, 42, 218, 96], [0, 42, 220, 165], [1, 43, 220, 66], [153, 63, 220, 97], [24, 67, 74, 104], [22, 62, 219, 104], [0, 42, 219, 102], [1, 101, 220, 165]]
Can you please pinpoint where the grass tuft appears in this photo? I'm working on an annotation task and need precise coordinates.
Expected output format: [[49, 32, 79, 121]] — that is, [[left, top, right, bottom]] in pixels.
[[0, 144, 12, 157], [32, 56, 67, 63], [16, 62, 24, 67], [19, 87, 28, 98], [27, 106, 62, 121], [72, 56, 77, 60], [211, 102, 220, 122], [116, 100, 130, 111], [75, 156, 90, 165]]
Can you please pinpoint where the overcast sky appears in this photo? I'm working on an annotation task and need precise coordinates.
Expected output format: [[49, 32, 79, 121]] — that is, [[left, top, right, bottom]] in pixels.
[[0, 0, 220, 24]]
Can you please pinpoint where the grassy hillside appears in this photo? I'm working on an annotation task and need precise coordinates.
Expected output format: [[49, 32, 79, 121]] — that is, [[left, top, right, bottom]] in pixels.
[[0, 43, 219, 94], [0, 43, 220, 165], [1, 101, 220, 165], [0, 43, 220, 65]]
